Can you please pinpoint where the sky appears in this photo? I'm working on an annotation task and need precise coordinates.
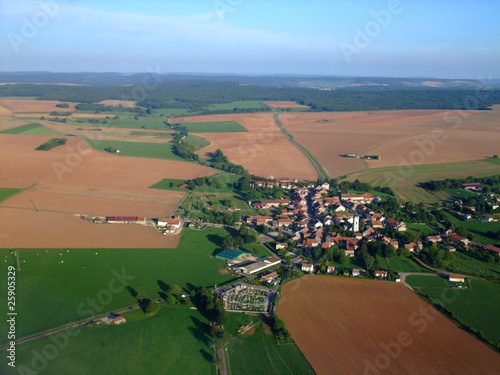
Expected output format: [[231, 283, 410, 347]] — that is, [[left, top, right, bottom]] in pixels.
[[0, 0, 499, 79]]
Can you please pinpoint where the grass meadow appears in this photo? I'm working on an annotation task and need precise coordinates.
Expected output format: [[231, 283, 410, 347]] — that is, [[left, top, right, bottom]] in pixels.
[[0, 307, 216, 375], [408, 277, 500, 347], [226, 321, 316, 375], [0, 122, 64, 136], [0, 228, 241, 341], [346, 159, 500, 204], [86, 139, 187, 162], [179, 121, 248, 133]]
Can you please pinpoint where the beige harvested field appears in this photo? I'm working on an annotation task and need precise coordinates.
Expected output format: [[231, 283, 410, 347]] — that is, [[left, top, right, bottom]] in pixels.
[[172, 113, 318, 180], [0, 131, 217, 248], [97, 99, 138, 107], [0, 103, 11, 115], [69, 113, 114, 119], [13, 113, 63, 118], [279, 276, 500, 375], [263, 101, 310, 108], [0, 207, 179, 248], [1, 189, 184, 217], [0, 99, 76, 113], [278, 107, 500, 177]]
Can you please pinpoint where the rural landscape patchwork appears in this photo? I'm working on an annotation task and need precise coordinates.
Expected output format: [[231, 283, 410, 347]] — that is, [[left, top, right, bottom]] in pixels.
[[1, 1, 500, 374]]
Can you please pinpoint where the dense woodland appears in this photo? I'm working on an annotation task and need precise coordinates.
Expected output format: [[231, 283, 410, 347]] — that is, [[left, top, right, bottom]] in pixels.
[[1, 81, 500, 113]]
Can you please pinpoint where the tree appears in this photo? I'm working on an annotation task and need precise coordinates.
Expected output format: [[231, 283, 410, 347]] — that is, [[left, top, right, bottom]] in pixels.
[[169, 284, 181, 296], [137, 291, 147, 303], [222, 235, 234, 249], [144, 301, 160, 315], [166, 294, 176, 305]]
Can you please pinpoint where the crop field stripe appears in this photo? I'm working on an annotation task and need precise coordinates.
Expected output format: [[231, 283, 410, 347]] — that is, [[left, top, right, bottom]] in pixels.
[[0, 188, 23, 203], [179, 121, 248, 133], [274, 113, 326, 181]]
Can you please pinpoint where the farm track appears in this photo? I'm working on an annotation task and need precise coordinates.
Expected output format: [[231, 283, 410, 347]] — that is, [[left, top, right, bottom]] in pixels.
[[273, 113, 326, 181]]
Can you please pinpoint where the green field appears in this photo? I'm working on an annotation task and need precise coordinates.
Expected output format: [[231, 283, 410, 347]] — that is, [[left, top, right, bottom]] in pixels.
[[443, 211, 500, 245], [227, 321, 315, 375], [184, 134, 210, 151], [345, 160, 500, 204], [443, 187, 478, 200], [206, 100, 268, 111], [66, 114, 170, 130], [406, 274, 456, 288], [149, 178, 191, 191], [179, 121, 248, 133], [0, 187, 22, 203], [0, 307, 216, 375], [413, 279, 500, 347], [407, 223, 438, 236], [0, 122, 64, 136], [35, 137, 67, 151], [86, 139, 187, 162], [388, 256, 430, 273], [0, 228, 242, 340], [129, 131, 171, 137], [453, 251, 500, 276], [376, 256, 389, 270]]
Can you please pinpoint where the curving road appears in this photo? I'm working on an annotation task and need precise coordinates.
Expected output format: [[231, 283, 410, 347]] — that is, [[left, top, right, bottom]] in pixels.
[[273, 112, 327, 181]]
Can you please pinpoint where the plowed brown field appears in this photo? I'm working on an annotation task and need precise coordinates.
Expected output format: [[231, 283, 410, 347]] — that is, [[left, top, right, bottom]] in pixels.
[[0, 99, 76, 112], [279, 108, 500, 177], [0, 132, 216, 248], [172, 113, 318, 180], [278, 276, 500, 375]]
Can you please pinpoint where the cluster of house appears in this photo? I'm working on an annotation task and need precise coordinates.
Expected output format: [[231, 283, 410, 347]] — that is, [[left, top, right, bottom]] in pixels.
[[300, 262, 388, 278], [106, 216, 146, 225]]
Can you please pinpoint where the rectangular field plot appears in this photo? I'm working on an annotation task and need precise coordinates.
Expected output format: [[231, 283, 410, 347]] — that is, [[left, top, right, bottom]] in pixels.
[[178, 121, 248, 133], [278, 275, 500, 375], [0, 122, 63, 135], [86, 139, 186, 161]]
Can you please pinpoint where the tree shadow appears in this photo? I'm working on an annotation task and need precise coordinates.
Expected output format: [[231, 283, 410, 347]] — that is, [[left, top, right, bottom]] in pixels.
[[207, 234, 225, 252], [188, 316, 211, 346], [157, 279, 169, 300], [126, 286, 137, 299], [200, 349, 213, 363]]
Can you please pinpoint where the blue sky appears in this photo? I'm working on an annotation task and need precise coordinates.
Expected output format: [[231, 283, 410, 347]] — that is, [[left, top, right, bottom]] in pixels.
[[0, 0, 499, 78]]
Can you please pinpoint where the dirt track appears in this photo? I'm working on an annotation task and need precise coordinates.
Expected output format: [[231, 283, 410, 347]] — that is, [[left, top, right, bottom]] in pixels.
[[278, 275, 500, 375]]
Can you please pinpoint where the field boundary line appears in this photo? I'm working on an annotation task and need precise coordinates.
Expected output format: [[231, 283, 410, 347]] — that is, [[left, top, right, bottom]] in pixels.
[[273, 113, 327, 181]]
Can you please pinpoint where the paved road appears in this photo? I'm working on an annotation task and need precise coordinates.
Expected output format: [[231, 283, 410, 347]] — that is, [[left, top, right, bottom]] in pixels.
[[273, 112, 326, 181], [218, 348, 228, 375]]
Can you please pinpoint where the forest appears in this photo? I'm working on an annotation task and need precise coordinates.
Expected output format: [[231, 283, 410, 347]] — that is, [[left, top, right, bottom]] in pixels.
[[1, 80, 499, 113]]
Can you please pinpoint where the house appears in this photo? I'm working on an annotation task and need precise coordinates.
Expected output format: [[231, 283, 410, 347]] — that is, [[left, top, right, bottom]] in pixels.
[[444, 246, 456, 252], [327, 266, 335, 274], [425, 235, 442, 243], [112, 315, 126, 324], [275, 243, 288, 250], [352, 269, 365, 277], [215, 249, 251, 264], [485, 244, 500, 255], [450, 234, 469, 246], [178, 183, 189, 189], [301, 263, 314, 273], [375, 270, 388, 278], [448, 274, 465, 283], [157, 217, 181, 229], [385, 218, 406, 231], [461, 183, 483, 191], [260, 272, 278, 283]]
